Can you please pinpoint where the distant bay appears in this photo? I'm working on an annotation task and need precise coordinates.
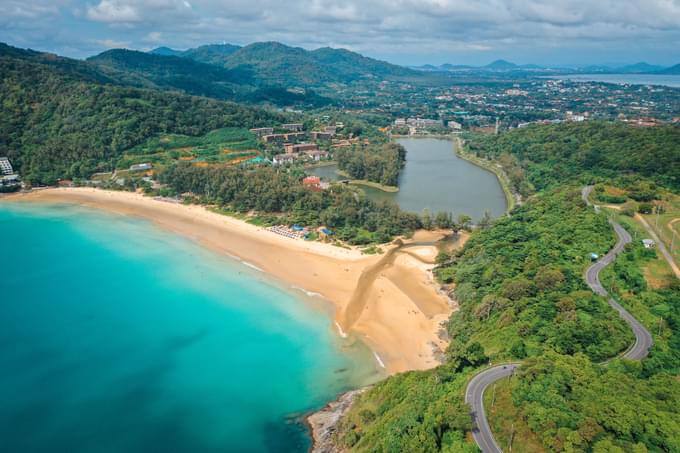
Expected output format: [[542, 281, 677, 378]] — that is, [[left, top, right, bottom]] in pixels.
[[542, 74, 680, 88], [0, 202, 379, 452]]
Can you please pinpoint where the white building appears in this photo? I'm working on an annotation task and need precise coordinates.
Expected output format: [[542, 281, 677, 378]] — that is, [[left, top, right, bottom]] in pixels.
[[130, 163, 152, 172], [0, 174, 20, 187], [407, 118, 444, 128], [0, 157, 13, 175], [566, 111, 586, 122], [273, 154, 297, 165]]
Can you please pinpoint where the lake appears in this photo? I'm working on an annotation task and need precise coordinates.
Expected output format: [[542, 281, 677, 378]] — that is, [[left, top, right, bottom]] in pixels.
[[542, 74, 680, 88], [310, 137, 507, 220], [0, 202, 380, 452]]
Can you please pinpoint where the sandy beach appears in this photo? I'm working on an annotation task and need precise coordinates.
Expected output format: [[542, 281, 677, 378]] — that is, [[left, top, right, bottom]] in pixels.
[[4, 188, 465, 374]]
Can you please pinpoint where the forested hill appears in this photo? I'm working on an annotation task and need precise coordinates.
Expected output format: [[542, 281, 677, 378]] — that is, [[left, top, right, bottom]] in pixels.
[[0, 44, 283, 184], [87, 48, 331, 106], [465, 122, 680, 194], [169, 41, 420, 87], [87, 49, 249, 94]]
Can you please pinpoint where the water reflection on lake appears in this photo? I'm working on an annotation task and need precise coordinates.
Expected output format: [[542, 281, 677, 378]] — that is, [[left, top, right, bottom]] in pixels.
[[309, 138, 507, 220]]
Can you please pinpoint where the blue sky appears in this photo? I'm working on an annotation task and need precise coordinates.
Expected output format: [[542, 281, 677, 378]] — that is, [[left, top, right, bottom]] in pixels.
[[1, 0, 679, 66]]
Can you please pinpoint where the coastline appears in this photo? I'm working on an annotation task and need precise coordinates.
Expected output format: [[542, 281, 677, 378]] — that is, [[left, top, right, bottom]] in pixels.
[[2, 187, 461, 375], [305, 388, 368, 453]]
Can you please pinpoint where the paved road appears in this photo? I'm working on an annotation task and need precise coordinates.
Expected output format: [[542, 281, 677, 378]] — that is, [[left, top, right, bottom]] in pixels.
[[465, 186, 653, 452], [582, 186, 653, 361], [465, 364, 520, 453]]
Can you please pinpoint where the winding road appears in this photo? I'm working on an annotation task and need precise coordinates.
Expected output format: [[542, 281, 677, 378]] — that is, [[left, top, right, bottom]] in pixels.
[[465, 186, 653, 452]]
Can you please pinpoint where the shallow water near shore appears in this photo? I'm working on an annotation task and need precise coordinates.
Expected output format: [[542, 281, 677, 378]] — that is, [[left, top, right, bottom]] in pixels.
[[0, 202, 380, 452]]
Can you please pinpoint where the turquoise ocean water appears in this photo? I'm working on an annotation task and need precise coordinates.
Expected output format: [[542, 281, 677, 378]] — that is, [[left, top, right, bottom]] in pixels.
[[0, 202, 379, 452]]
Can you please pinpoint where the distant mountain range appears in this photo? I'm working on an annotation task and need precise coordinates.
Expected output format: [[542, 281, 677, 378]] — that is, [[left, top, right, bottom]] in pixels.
[[413, 59, 676, 75], [658, 64, 680, 75], [149, 41, 418, 86], [0, 40, 425, 108]]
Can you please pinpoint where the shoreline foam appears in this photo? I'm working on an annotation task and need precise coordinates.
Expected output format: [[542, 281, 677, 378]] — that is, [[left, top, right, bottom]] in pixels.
[[3, 187, 462, 374]]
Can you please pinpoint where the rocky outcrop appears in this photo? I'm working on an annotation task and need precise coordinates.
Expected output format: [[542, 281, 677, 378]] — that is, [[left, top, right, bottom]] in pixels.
[[306, 388, 367, 453]]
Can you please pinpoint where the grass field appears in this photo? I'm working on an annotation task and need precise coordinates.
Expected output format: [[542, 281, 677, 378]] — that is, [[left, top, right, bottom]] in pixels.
[[483, 376, 546, 453], [606, 210, 676, 290], [641, 191, 680, 267], [116, 127, 263, 170]]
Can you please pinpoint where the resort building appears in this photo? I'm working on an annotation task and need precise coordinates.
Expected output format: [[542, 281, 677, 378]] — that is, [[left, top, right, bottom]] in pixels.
[[303, 176, 321, 186], [0, 157, 13, 175], [283, 132, 305, 142], [311, 131, 333, 141], [282, 123, 304, 132], [302, 176, 329, 191], [273, 154, 298, 165], [249, 127, 274, 137], [263, 133, 305, 143], [0, 174, 20, 187], [407, 118, 444, 128], [284, 143, 319, 154], [130, 163, 152, 172], [262, 134, 286, 143], [304, 150, 329, 161]]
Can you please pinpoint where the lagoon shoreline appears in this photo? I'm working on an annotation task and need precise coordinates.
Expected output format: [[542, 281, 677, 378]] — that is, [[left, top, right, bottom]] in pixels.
[[3, 187, 460, 375]]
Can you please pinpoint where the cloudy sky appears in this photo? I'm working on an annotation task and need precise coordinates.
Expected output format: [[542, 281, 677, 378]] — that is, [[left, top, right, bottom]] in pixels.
[[1, 0, 679, 66]]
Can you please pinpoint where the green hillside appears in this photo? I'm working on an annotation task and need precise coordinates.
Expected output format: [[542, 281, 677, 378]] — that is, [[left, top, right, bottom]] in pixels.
[[465, 122, 680, 194], [0, 44, 283, 184], [183, 41, 420, 87], [87, 48, 330, 106], [335, 123, 680, 452], [180, 44, 241, 65]]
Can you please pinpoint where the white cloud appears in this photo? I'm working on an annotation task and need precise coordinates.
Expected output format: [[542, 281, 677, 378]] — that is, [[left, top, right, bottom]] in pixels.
[[93, 38, 130, 48], [86, 1, 140, 23], [1, 0, 679, 63], [145, 31, 164, 43]]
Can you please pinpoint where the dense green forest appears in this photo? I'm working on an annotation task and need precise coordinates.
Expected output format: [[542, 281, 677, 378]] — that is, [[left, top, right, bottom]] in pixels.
[[437, 189, 631, 363], [174, 41, 419, 87], [335, 143, 407, 186], [159, 163, 421, 244], [337, 186, 680, 452], [87, 48, 331, 106], [464, 122, 680, 194], [336, 123, 680, 452], [0, 44, 283, 184]]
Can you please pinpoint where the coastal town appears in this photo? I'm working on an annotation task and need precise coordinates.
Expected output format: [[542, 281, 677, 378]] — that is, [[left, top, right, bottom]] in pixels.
[[348, 77, 680, 133]]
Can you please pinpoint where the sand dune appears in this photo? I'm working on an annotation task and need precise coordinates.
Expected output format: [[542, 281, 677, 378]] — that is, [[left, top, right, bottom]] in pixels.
[[5, 188, 465, 374]]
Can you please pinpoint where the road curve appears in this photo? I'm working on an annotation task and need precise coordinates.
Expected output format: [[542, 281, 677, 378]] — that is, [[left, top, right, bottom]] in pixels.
[[465, 186, 653, 452], [465, 364, 520, 453], [582, 186, 653, 361]]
